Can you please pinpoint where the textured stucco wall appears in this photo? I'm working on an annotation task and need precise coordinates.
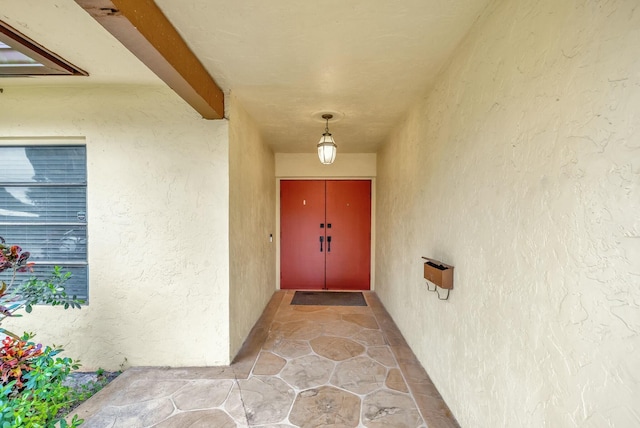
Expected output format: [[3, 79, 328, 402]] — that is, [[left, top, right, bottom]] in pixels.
[[228, 93, 276, 358], [275, 153, 377, 178], [376, 1, 640, 427], [1, 86, 230, 369]]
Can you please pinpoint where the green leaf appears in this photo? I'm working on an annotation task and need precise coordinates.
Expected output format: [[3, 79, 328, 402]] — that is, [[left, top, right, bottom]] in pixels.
[[25, 304, 32, 313]]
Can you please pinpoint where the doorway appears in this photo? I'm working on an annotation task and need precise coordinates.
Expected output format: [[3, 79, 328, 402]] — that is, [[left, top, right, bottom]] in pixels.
[[280, 180, 371, 290]]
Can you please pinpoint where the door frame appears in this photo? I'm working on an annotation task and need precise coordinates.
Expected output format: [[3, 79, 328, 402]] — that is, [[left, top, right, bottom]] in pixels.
[[276, 177, 376, 291]]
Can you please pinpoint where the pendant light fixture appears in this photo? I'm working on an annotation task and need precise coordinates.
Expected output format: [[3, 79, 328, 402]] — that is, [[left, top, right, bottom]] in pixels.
[[317, 113, 337, 165]]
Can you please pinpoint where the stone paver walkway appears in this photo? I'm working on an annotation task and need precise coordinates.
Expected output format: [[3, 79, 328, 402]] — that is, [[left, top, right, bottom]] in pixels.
[[71, 291, 459, 427]]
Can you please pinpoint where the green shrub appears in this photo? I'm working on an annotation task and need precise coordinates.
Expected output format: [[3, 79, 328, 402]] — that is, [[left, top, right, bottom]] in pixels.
[[0, 237, 86, 426], [0, 236, 84, 339], [0, 335, 43, 388], [0, 340, 83, 427]]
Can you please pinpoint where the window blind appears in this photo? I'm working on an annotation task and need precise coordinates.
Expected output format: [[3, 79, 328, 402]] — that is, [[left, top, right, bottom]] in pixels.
[[0, 146, 88, 300]]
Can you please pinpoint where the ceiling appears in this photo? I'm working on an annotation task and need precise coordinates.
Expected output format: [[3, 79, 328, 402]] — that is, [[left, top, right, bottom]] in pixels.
[[0, 0, 491, 154]]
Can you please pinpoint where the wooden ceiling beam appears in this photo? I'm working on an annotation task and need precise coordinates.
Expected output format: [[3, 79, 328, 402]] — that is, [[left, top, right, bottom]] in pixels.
[[75, 0, 224, 119]]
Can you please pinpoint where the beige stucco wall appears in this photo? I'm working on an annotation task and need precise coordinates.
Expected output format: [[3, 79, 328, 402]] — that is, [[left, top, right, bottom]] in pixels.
[[275, 153, 376, 178], [376, 0, 639, 427], [228, 93, 276, 358], [1, 86, 230, 370]]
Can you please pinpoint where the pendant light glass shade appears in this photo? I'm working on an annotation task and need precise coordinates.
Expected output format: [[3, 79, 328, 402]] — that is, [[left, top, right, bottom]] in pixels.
[[317, 133, 337, 164], [317, 114, 337, 164]]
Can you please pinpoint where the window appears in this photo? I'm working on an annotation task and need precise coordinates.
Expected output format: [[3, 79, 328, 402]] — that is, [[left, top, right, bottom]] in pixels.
[[0, 20, 87, 76], [0, 146, 88, 300]]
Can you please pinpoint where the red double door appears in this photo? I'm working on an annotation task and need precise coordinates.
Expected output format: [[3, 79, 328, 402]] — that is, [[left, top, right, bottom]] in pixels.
[[280, 180, 371, 290]]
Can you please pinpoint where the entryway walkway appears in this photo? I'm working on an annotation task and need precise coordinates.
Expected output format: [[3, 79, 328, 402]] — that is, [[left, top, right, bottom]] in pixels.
[[72, 291, 459, 427]]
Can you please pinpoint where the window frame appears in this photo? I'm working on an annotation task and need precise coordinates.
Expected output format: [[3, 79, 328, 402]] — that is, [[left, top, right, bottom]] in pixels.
[[0, 143, 89, 301], [0, 20, 87, 76]]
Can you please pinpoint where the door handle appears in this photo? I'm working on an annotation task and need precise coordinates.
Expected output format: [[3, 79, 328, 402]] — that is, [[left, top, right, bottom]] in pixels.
[[327, 236, 332, 252], [320, 236, 324, 252]]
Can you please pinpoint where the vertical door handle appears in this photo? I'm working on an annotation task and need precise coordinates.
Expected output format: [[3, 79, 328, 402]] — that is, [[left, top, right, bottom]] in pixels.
[[327, 236, 332, 252], [320, 236, 324, 252]]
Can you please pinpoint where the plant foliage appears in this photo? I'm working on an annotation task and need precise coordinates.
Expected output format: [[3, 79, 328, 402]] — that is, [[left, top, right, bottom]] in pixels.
[[0, 338, 83, 427], [0, 335, 43, 389], [0, 237, 87, 427], [0, 237, 84, 339]]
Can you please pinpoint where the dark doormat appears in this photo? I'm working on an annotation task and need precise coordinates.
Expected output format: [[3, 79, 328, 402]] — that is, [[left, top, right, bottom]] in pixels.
[[290, 291, 367, 306]]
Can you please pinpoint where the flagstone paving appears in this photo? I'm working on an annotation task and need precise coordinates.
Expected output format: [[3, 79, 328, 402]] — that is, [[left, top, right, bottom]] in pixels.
[[70, 291, 459, 427]]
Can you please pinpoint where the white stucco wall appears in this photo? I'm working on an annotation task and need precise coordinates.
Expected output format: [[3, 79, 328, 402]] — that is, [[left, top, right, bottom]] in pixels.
[[1, 86, 230, 369], [376, 1, 640, 427], [228, 93, 276, 358]]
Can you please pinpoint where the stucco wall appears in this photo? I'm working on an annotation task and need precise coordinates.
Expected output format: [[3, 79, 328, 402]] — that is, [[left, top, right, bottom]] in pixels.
[[376, 0, 639, 427], [275, 153, 377, 178], [228, 93, 276, 358], [1, 86, 230, 369]]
